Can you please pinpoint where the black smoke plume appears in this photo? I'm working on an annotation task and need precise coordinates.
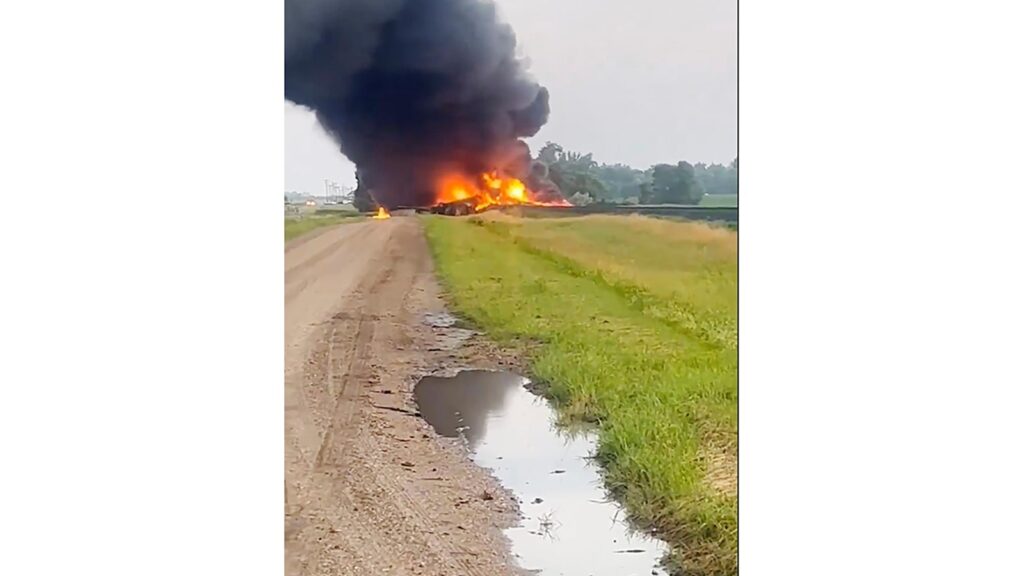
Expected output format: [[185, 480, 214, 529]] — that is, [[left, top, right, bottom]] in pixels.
[[286, 0, 560, 208]]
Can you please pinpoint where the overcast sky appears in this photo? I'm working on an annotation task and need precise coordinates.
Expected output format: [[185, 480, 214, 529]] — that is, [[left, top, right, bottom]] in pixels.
[[285, 0, 737, 195]]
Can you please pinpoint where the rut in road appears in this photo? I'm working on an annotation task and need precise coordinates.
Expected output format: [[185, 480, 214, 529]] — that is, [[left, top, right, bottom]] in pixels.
[[284, 216, 521, 576]]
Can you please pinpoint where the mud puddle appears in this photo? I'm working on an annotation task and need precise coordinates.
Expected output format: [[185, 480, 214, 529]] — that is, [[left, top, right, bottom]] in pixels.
[[414, 370, 669, 576]]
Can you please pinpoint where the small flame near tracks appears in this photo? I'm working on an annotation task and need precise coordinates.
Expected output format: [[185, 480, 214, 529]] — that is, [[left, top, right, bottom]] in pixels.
[[371, 207, 391, 220]]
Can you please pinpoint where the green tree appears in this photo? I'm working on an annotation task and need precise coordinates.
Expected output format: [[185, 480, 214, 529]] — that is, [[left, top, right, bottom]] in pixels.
[[650, 162, 704, 204], [562, 151, 597, 172], [594, 163, 647, 201], [730, 157, 738, 197], [537, 142, 564, 165], [693, 161, 738, 196], [639, 182, 654, 204], [538, 141, 611, 201], [549, 164, 609, 200], [535, 141, 730, 205]]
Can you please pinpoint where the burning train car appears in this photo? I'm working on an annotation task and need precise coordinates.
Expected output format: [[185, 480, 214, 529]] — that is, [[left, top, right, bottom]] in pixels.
[[429, 199, 478, 216], [426, 170, 570, 216]]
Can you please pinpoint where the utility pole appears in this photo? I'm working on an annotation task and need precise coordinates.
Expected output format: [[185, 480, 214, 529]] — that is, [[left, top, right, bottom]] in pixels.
[[324, 180, 343, 204]]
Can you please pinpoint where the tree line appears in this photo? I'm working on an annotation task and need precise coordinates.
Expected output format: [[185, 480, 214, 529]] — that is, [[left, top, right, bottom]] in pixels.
[[536, 142, 737, 206]]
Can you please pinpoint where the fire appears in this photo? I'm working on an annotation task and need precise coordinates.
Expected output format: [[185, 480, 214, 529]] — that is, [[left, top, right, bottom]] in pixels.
[[435, 171, 570, 212], [372, 207, 391, 219]]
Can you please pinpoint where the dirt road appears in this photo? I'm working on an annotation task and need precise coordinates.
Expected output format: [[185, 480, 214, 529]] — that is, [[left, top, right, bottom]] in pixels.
[[284, 216, 520, 576]]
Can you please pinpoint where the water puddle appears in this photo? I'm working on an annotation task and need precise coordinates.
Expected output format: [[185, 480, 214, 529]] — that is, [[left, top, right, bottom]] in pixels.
[[414, 370, 669, 576]]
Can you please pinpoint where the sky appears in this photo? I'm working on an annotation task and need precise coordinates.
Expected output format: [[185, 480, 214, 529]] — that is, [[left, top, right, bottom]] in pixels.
[[284, 0, 737, 196]]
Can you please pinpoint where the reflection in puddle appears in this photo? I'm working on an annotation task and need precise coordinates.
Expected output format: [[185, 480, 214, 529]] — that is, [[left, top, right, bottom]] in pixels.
[[415, 370, 669, 576]]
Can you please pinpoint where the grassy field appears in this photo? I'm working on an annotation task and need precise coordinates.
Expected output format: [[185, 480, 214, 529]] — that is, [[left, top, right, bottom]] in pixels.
[[284, 212, 362, 242], [698, 194, 738, 207], [423, 214, 737, 575]]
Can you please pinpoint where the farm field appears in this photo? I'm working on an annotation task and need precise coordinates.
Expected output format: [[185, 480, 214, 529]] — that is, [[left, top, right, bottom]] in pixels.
[[284, 210, 363, 241], [698, 194, 738, 207]]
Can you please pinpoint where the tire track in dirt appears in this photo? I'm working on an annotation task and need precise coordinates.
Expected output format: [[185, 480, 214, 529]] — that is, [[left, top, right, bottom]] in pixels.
[[285, 216, 522, 576]]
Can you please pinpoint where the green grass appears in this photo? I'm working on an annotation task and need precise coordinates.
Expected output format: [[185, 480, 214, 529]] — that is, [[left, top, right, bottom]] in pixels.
[[314, 204, 358, 214], [698, 194, 738, 207], [423, 213, 737, 575], [284, 213, 362, 242]]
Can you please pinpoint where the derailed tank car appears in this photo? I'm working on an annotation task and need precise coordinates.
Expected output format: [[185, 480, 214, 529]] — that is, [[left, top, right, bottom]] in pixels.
[[428, 198, 482, 216]]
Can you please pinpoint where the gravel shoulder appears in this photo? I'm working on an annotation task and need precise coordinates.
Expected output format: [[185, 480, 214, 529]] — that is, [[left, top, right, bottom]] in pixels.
[[284, 216, 521, 576]]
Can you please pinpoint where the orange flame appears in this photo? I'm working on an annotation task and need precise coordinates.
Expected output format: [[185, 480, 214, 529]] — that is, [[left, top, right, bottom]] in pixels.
[[372, 207, 391, 219], [435, 171, 571, 212]]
